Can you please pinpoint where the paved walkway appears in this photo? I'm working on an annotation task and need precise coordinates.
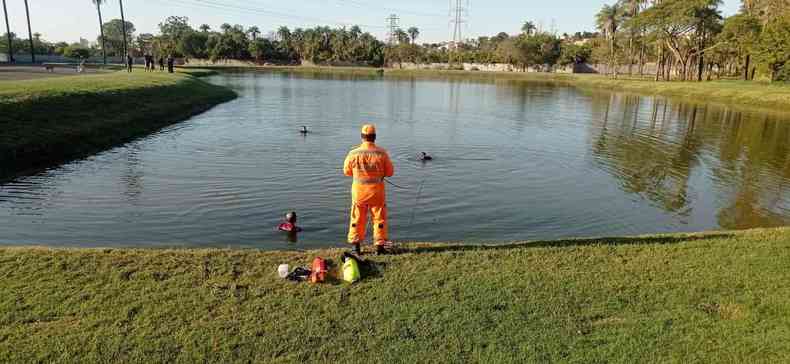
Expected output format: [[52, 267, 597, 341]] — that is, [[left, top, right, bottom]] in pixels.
[[0, 64, 110, 81]]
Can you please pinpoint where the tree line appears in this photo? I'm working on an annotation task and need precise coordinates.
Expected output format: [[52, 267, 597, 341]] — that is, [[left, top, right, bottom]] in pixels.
[[592, 0, 790, 82], [2, 0, 788, 81]]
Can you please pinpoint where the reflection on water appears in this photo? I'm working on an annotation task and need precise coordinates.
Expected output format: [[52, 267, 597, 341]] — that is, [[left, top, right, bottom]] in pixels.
[[589, 93, 790, 230], [0, 72, 788, 249]]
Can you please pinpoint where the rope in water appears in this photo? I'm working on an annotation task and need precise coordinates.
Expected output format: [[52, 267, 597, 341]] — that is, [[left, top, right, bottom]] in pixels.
[[383, 178, 412, 190]]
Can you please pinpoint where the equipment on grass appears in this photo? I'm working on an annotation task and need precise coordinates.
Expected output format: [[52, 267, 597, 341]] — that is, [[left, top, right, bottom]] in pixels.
[[310, 257, 327, 283], [342, 253, 361, 284]]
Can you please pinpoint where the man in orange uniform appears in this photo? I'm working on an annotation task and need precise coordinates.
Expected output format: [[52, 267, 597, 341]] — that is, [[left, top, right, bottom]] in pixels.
[[344, 124, 395, 255]]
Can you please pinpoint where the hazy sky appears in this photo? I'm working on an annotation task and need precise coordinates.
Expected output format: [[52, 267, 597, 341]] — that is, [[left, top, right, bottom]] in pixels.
[[2, 0, 742, 44]]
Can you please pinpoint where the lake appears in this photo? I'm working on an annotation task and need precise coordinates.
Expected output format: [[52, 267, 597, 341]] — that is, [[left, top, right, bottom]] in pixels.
[[1, 72, 789, 250]]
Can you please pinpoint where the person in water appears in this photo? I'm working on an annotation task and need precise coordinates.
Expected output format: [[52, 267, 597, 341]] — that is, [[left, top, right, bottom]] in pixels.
[[300, 126, 309, 134], [343, 124, 395, 255], [419, 152, 433, 161], [278, 212, 303, 233]]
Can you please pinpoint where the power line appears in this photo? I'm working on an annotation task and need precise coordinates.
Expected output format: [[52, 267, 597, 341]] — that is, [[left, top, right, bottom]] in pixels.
[[144, 0, 389, 30], [330, 0, 444, 18]]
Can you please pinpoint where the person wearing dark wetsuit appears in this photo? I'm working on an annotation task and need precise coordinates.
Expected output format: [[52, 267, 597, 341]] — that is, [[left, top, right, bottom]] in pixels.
[[126, 54, 133, 73]]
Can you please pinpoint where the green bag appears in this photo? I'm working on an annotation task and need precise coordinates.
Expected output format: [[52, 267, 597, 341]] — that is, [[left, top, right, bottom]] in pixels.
[[342, 254, 361, 284]]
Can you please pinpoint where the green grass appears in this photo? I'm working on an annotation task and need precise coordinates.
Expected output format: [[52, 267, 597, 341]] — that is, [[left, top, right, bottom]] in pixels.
[[0, 71, 237, 181], [1, 227, 788, 363]]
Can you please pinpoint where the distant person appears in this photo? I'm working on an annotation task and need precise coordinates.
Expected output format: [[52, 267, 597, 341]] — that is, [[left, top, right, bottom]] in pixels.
[[159, 56, 165, 71], [343, 124, 395, 255], [126, 54, 133, 73], [167, 55, 175, 73]]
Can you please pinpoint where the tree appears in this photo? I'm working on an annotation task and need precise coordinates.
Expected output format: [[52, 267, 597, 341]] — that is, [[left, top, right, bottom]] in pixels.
[[100, 19, 135, 56], [159, 16, 193, 53], [407, 27, 419, 44], [394, 29, 409, 44], [560, 42, 593, 66], [596, 3, 623, 77], [23, 0, 34, 62], [2, 0, 13, 61], [119, 0, 128, 57], [719, 13, 761, 80], [63, 45, 91, 59], [199, 24, 210, 33], [755, 14, 790, 81], [521, 21, 536, 36], [178, 31, 208, 58], [636, 0, 723, 81], [248, 26, 260, 41], [742, 0, 790, 24], [91, 0, 107, 64]]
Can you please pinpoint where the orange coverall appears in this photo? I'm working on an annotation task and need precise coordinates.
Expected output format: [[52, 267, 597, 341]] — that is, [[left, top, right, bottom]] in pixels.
[[343, 141, 395, 245]]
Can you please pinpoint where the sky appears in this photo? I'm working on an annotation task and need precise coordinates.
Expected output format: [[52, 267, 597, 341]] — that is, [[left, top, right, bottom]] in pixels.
[[2, 0, 742, 45]]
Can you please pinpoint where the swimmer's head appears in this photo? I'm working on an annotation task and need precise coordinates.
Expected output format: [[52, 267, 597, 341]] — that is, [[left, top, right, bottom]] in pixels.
[[285, 211, 297, 223]]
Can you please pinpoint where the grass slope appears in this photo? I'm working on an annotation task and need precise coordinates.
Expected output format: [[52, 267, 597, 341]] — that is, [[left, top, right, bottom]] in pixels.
[[1, 228, 788, 363], [0, 71, 236, 181]]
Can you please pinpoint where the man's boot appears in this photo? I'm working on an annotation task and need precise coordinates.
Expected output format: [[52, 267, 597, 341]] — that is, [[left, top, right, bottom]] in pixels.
[[375, 241, 394, 255]]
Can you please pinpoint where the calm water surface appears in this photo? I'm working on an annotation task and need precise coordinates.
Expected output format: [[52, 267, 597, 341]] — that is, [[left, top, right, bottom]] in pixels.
[[2, 72, 789, 249]]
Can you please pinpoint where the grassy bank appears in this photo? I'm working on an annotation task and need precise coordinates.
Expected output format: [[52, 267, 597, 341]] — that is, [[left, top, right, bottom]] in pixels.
[[192, 65, 790, 110], [387, 69, 790, 110], [0, 71, 236, 181], [1, 227, 788, 362]]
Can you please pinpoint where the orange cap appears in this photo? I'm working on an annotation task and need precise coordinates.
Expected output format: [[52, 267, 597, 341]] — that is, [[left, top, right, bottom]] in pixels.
[[361, 124, 376, 135]]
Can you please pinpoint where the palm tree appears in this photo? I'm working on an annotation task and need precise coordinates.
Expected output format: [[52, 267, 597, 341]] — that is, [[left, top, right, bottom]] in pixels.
[[521, 21, 536, 36], [621, 0, 649, 74], [407, 27, 419, 44], [596, 3, 622, 77], [394, 29, 409, 44], [23, 0, 34, 63], [199, 24, 210, 33], [119, 0, 128, 57], [92, 0, 107, 64], [2, 0, 12, 62], [248, 26, 260, 41]]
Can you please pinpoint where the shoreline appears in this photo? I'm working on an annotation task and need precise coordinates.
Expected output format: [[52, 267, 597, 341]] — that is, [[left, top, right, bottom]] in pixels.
[[1, 226, 788, 361], [194, 65, 790, 111], [0, 70, 237, 182]]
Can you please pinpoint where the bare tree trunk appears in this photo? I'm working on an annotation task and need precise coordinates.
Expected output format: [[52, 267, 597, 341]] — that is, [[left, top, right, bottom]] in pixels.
[[2, 0, 13, 62], [655, 44, 663, 81], [639, 43, 645, 76], [97, 2, 107, 65], [24, 0, 34, 63], [628, 36, 634, 76], [743, 54, 751, 81]]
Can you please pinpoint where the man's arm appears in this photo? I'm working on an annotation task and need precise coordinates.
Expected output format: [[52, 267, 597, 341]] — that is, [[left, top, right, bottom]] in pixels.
[[343, 153, 354, 177]]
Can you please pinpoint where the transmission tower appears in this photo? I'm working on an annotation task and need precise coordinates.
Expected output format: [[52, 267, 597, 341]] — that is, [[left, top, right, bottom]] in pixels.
[[449, 0, 469, 64], [386, 14, 400, 45]]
